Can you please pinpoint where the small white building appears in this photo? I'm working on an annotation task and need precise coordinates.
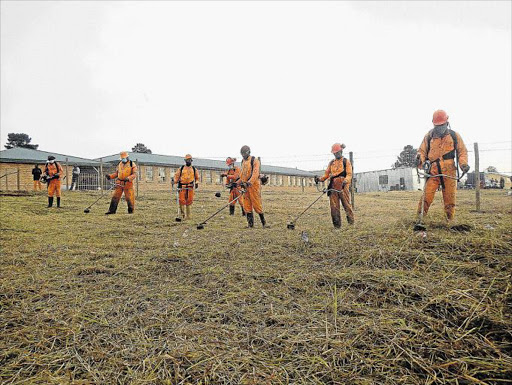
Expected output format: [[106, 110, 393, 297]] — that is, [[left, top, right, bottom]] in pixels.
[[354, 167, 424, 193]]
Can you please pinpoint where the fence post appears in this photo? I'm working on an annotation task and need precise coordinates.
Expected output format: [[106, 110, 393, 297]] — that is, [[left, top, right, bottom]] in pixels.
[[100, 158, 104, 190], [474, 142, 480, 211], [17, 167, 20, 191], [136, 158, 139, 198], [65, 157, 69, 190], [349, 151, 355, 210]]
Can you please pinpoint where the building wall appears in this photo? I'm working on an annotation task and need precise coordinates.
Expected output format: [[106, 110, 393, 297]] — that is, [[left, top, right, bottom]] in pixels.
[[355, 168, 422, 193]]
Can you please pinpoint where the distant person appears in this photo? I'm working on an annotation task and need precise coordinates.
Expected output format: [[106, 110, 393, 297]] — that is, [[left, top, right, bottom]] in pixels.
[[221, 157, 245, 216], [416, 109, 469, 223], [314, 143, 354, 228], [174, 154, 199, 220], [238, 145, 268, 228], [70, 165, 80, 190], [105, 151, 137, 214], [32, 164, 42, 191], [43, 156, 63, 207]]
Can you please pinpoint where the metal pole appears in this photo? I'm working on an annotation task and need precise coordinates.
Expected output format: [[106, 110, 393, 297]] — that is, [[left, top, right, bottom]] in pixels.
[[100, 158, 104, 190], [474, 142, 480, 211], [65, 157, 69, 190], [301, 177, 305, 193], [136, 158, 139, 198], [16, 167, 20, 190], [349, 151, 355, 210]]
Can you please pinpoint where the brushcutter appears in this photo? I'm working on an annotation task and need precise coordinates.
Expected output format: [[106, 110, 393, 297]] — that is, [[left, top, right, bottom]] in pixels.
[[286, 182, 344, 230], [414, 168, 468, 232], [83, 184, 115, 213], [196, 189, 245, 230]]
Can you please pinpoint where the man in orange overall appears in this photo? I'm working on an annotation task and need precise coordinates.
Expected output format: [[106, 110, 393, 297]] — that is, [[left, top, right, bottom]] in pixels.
[[105, 151, 138, 214], [221, 157, 245, 216], [416, 110, 469, 222], [174, 154, 200, 220], [315, 143, 354, 228], [44, 156, 63, 208], [239, 145, 268, 228]]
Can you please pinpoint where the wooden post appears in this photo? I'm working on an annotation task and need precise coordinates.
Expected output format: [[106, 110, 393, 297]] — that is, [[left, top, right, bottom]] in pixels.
[[349, 151, 355, 210], [16, 167, 20, 190], [301, 177, 305, 192], [100, 158, 104, 190], [65, 157, 69, 190], [136, 158, 139, 198], [474, 143, 480, 211]]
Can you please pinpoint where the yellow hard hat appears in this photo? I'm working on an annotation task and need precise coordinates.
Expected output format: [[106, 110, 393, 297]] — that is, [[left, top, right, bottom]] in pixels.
[[184, 154, 193, 160], [120, 151, 129, 159]]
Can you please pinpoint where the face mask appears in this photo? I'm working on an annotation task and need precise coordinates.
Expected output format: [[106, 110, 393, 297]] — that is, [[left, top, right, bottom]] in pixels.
[[121, 158, 128, 164], [433, 123, 448, 137], [49, 160, 55, 164], [334, 152, 343, 160], [185, 160, 192, 166]]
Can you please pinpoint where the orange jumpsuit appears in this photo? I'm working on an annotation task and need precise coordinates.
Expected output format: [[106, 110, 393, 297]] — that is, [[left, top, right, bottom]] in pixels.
[[108, 161, 137, 213], [224, 166, 244, 208], [319, 157, 354, 227], [174, 166, 199, 206], [417, 129, 468, 220], [240, 156, 263, 214], [45, 163, 63, 197]]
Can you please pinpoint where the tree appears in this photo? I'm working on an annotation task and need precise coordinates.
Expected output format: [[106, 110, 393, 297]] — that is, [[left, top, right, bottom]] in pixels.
[[485, 166, 498, 173], [392, 145, 417, 169], [132, 143, 152, 154], [4, 133, 39, 150]]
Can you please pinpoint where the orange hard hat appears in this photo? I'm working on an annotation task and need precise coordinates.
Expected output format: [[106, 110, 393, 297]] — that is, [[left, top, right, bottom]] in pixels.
[[120, 151, 129, 159], [184, 154, 192, 160], [432, 110, 449, 126], [331, 143, 346, 154], [226, 157, 236, 165]]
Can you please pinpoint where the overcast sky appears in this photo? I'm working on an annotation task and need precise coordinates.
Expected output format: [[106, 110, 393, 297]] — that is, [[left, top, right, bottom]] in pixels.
[[1, 1, 510, 173]]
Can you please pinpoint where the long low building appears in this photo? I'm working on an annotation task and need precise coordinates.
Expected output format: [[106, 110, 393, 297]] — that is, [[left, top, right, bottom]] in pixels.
[[354, 167, 424, 193], [0, 148, 316, 191]]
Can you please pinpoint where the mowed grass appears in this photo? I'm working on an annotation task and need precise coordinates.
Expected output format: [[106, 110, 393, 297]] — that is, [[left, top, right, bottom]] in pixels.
[[1, 187, 511, 384]]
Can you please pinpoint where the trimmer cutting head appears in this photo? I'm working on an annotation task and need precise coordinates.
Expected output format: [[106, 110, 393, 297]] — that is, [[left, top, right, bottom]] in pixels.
[[287, 222, 295, 230], [84, 208, 90, 214], [215, 192, 221, 198], [175, 217, 182, 222], [196, 223, 205, 230], [450, 224, 472, 232], [413, 223, 427, 232]]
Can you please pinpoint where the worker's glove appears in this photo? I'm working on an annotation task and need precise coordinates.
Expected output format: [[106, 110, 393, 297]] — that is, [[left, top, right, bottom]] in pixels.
[[461, 164, 470, 174], [314, 176, 320, 184], [105, 174, 111, 180], [195, 183, 199, 189], [416, 154, 422, 167], [221, 173, 227, 177], [422, 160, 431, 174], [245, 182, 252, 188]]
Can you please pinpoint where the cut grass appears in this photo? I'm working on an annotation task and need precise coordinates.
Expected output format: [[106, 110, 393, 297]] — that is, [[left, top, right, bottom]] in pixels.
[[1, 188, 511, 384]]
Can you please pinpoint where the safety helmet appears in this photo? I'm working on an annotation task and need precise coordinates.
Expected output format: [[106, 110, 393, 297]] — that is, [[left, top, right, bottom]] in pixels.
[[240, 145, 251, 155], [184, 154, 193, 160], [226, 157, 236, 165], [331, 143, 346, 154], [120, 151, 129, 159], [432, 110, 449, 126]]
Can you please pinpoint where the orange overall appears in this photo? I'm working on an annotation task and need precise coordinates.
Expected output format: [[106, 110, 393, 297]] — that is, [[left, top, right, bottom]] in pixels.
[[319, 157, 354, 227], [240, 156, 263, 214], [417, 129, 468, 220], [224, 166, 244, 208], [108, 161, 137, 213], [174, 166, 199, 206], [45, 163, 63, 197]]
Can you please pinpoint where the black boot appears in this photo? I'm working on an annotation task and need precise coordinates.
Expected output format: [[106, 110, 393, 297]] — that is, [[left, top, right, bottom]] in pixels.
[[57, 197, 61, 208], [347, 215, 354, 225], [241, 208, 246, 217], [246, 212, 254, 228], [229, 205, 235, 215], [47, 197, 53, 208], [259, 213, 269, 228], [105, 199, 118, 215]]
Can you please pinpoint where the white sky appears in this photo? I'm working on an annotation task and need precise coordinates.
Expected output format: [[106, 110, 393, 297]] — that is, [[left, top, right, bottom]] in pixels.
[[1, 1, 511, 173]]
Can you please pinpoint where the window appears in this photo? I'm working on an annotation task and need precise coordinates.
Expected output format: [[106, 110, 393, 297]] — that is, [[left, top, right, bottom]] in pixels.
[[158, 167, 166, 183], [379, 175, 388, 185], [146, 166, 153, 181]]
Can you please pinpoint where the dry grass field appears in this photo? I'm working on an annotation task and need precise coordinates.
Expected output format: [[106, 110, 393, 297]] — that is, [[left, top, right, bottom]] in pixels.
[[1, 187, 511, 384]]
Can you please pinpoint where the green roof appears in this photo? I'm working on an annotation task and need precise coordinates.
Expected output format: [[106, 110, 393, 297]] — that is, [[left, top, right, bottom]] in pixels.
[[0, 148, 100, 166]]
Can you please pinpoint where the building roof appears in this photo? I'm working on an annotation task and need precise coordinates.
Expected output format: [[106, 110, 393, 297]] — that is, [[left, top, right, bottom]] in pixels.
[[354, 166, 415, 175], [0, 147, 100, 166], [97, 152, 315, 177]]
